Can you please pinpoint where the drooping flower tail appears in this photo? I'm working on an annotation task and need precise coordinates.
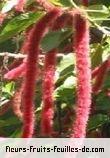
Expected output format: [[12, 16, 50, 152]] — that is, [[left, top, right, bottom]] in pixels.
[[71, 12, 91, 138], [22, 8, 61, 138], [41, 50, 57, 136], [92, 66, 101, 78], [41, 12, 70, 137], [93, 60, 109, 94], [12, 83, 24, 120], [4, 59, 27, 80]]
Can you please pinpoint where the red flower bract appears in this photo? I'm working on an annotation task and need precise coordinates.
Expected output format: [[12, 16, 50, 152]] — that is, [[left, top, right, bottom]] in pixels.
[[22, 8, 61, 138]]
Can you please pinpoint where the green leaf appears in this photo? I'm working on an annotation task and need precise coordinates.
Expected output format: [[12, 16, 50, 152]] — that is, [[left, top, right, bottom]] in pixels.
[[0, 39, 16, 52], [56, 53, 75, 85], [10, 128, 22, 138], [41, 28, 73, 52], [0, 2, 5, 10], [95, 90, 110, 111], [57, 53, 75, 72], [63, 76, 76, 88], [48, 0, 75, 7], [1, 0, 18, 13], [0, 117, 21, 127], [0, 12, 44, 43], [91, 44, 103, 68], [90, 0, 110, 7], [2, 82, 15, 96], [55, 76, 76, 105], [88, 5, 109, 20], [88, 114, 109, 131], [103, 71, 110, 89], [102, 37, 110, 61]]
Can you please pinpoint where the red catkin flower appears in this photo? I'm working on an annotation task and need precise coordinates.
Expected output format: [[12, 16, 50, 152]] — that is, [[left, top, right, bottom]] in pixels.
[[92, 59, 110, 79], [93, 60, 109, 94], [92, 66, 101, 78], [20, 27, 32, 54], [15, 0, 26, 12], [22, 8, 61, 138], [4, 58, 27, 80], [41, 50, 56, 136], [2, 59, 23, 76], [12, 83, 24, 120], [8, 59, 23, 71], [82, 0, 88, 6], [71, 12, 91, 138]]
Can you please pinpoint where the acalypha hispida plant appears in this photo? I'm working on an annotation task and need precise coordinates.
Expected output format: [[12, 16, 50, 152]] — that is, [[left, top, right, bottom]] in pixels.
[[1, 0, 110, 138]]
